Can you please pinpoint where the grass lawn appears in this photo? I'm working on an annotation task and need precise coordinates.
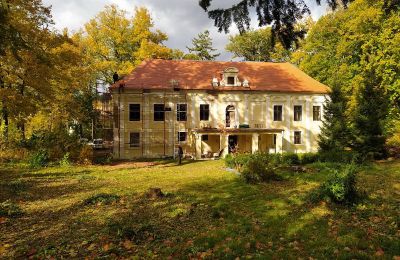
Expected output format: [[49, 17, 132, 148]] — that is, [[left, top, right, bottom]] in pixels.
[[0, 159, 399, 259]]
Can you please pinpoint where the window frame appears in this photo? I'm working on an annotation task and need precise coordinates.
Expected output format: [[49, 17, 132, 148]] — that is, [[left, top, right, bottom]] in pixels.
[[178, 131, 187, 142], [129, 132, 140, 148], [129, 104, 141, 121], [273, 105, 283, 121], [227, 76, 235, 85], [177, 103, 187, 121], [313, 105, 321, 121], [294, 131, 302, 145], [200, 104, 210, 121], [294, 105, 302, 121], [154, 104, 165, 121]]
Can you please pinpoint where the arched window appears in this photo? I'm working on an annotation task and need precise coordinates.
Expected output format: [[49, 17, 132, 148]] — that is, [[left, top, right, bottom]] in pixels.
[[226, 105, 236, 127]]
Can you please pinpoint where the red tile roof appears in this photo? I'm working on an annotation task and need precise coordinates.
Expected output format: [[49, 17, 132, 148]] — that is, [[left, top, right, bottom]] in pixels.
[[111, 59, 330, 93]]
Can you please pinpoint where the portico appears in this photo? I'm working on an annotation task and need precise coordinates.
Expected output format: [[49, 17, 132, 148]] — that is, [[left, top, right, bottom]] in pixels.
[[193, 128, 284, 159]]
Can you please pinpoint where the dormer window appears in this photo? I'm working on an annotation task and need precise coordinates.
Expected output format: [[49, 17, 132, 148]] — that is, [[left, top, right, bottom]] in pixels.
[[221, 67, 241, 87], [227, 76, 235, 85]]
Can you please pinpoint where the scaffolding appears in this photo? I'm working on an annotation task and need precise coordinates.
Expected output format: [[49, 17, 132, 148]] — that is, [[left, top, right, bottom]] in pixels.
[[115, 86, 189, 159]]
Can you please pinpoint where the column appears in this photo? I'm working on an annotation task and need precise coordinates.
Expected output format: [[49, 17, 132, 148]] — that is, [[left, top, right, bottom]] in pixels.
[[195, 134, 202, 159], [220, 133, 229, 157], [252, 133, 259, 153], [275, 131, 283, 153]]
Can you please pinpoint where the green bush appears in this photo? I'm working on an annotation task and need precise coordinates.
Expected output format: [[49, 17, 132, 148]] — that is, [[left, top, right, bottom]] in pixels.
[[93, 154, 113, 165], [83, 193, 121, 205], [318, 150, 355, 163], [0, 200, 23, 217], [241, 156, 278, 184], [59, 152, 71, 167], [281, 153, 300, 165], [28, 149, 49, 168], [314, 164, 359, 203], [224, 154, 235, 168], [300, 153, 319, 164]]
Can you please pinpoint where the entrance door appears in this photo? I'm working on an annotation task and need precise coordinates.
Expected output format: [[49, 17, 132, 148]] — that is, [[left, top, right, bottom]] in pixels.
[[228, 135, 238, 153]]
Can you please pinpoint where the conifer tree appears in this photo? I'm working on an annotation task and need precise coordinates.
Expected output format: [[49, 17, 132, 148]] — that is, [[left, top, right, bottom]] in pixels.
[[318, 84, 350, 152], [351, 77, 389, 159], [187, 30, 220, 60]]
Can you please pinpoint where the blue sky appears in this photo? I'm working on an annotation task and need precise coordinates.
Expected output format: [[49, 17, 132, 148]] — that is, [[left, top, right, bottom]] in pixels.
[[43, 0, 328, 60]]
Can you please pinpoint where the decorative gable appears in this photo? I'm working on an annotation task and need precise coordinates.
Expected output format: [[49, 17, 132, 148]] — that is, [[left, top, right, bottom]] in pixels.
[[220, 67, 242, 87]]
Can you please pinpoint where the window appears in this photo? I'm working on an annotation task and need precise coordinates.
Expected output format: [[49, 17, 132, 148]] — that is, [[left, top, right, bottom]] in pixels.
[[129, 104, 140, 121], [313, 106, 321, 121], [129, 132, 140, 147], [178, 132, 187, 142], [294, 131, 301, 144], [154, 104, 165, 121], [200, 104, 210, 121], [227, 76, 235, 85], [177, 104, 187, 121], [294, 105, 302, 121], [273, 105, 283, 121], [202, 135, 209, 141]]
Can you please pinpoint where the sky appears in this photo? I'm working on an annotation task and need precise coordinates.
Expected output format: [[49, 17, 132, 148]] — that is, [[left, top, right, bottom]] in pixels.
[[42, 0, 329, 60]]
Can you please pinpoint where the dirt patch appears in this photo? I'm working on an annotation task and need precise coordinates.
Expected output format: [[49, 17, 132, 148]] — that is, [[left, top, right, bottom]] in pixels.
[[106, 162, 158, 170]]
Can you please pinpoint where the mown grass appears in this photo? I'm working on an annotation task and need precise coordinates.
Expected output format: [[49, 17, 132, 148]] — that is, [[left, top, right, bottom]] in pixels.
[[0, 159, 399, 259]]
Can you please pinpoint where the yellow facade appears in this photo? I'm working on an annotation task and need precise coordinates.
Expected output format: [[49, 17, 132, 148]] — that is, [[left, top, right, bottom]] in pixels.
[[112, 88, 327, 159]]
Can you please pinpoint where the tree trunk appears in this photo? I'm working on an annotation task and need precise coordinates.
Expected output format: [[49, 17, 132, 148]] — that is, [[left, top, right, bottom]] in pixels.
[[0, 77, 8, 140], [18, 84, 25, 140]]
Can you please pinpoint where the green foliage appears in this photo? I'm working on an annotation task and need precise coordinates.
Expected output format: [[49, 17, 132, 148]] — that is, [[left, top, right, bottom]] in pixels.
[[313, 164, 359, 204], [0, 200, 23, 217], [83, 193, 120, 205], [226, 27, 291, 61], [59, 153, 71, 167], [224, 154, 235, 168], [295, 0, 400, 159], [299, 153, 319, 164], [281, 153, 300, 166], [318, 85, 350, 152], [187, 30, 220, 60], [93, 154, 113, 165], [352, 82, 388, 159], [241, 156, 278, 184], [28, 149, 49, 168], [318, 150, 356, 164]]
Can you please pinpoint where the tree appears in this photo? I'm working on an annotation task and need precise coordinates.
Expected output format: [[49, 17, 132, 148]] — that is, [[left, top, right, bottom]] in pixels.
[[351, 73, 389, 159], [200, 0, 398, 49], [297, 0, 399, 157], [318, 84, 350, 152], [187, 30, 220, 60], [83, 6, 172, 85], [226, 27, 291, 61]]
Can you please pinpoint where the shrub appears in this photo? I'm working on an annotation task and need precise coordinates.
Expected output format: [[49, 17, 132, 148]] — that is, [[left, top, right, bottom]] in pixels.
[[314, 164, 358, 204], [318, 150, 355, 163], [79, 145, 94, 165], [224, 154, 235, 168], [0, 148, 29, 163], [83, 193, 121, 205], [300, 153, 319, 164], [93, 154, 112, 165], [28, 149, 49, 168], [241, 156, 278, 184], [281, 153, 300, 165], [0, 200, 23, 217], [59, 152, 71, 167]]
